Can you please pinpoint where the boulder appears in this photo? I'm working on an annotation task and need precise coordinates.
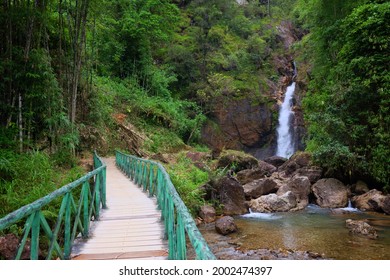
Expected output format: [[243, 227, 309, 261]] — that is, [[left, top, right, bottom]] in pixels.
[[243, 178, 278, 199], [185, 151, 210, 170], [214, 176, 248, 215], [258, 160, 277, 175], [345, 219, 378, 239], [312, 178, 349, 208], [295, 166, 323, 184], [351, 189, 387, 212], [236, 168, 266, 185], [352, 180, 370, 195], [236, 161, 277, 185], [215, 216, 238, 235], [278, 152, 311, 177], [277, 175, 311, 210], [263, 156, 287, 168], [382, 196, 390, 215], [249, 191, 297, 213], [217, 150, 259, 172], [199, 205, 216, 223], [186, 151, 209, 162]]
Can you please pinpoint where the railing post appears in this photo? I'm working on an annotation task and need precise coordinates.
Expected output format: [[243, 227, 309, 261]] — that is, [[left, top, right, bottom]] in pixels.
[[176, 212, 186, 260], [83, 181, 90, 237], [101, 167, 107, 209], [64, 193, 72, 260], [30, 211, 41, 260], [95, 173, 101, 219]]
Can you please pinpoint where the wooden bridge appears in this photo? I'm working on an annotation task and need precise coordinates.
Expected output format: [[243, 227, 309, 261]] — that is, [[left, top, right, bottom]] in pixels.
[[0, 151, 215, 260], [71, 157, 167, 260]]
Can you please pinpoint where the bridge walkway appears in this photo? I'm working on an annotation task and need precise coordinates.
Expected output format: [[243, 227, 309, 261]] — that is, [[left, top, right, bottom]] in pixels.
[[71, 157, 167, 260]]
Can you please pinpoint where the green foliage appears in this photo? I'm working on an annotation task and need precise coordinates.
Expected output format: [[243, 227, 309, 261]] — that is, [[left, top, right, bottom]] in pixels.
[[93, 74, 206, 152], [298, 0, 390, 188], [0, 150, 84, 218], [166, 153, 209, 215]]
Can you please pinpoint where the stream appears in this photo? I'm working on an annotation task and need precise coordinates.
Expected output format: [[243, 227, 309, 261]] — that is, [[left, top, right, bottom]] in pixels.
[[199, 205, 390, 260]]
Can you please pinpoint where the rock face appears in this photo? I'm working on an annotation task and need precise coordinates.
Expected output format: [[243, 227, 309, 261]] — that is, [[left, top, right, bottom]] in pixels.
[[351, 189, 388, 213], [346, 219, 378, 239], [199, 205, 216, 223], [249, 191, 297, 213], [243, 178, 278, 199], [201, 99, 274, 153], [214, 176, 248, 215], [312, 178, 349, 208], [215, 216, 238, 235], [277, 175, 311, 210]]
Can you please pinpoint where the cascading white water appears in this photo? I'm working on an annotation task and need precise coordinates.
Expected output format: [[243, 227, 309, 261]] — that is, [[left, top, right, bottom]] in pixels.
[[276, 82, 296, 158]]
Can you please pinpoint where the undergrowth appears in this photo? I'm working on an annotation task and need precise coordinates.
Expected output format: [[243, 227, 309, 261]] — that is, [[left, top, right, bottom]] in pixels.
[[165, 152, 209, 216], [0, 149, 84, 219]]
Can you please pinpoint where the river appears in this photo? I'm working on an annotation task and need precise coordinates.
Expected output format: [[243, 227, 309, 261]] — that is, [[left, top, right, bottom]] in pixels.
[[199, 205, 390, 259]]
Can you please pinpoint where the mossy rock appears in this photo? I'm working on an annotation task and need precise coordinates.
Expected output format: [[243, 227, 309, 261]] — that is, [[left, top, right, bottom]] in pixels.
[[216, 150, 258, 172]]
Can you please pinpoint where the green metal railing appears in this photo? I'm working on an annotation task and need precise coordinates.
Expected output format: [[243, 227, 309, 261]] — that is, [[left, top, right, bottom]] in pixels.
[[0, 152, 106, 260], [115, 150, 216, 260]]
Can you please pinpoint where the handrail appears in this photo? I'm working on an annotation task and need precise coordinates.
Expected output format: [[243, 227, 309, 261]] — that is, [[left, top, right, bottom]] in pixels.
[[0, 151, 106, 260], [115, 150, 216, 260]]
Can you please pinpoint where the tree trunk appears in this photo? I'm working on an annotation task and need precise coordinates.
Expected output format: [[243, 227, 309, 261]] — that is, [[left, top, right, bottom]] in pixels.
[[268, 0, 271, 17], [18, 92, 23, 152], [70, 0, 89, 125]]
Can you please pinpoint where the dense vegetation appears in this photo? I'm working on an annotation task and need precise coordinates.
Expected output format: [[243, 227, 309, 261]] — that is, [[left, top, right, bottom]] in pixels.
[[0, 0, 296, 214], [1, 0, 389, 218], [293, 0, 389, 188]]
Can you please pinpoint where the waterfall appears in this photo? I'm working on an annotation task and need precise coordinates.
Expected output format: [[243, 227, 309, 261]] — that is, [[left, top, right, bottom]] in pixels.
[[276, 80, 296, 158]]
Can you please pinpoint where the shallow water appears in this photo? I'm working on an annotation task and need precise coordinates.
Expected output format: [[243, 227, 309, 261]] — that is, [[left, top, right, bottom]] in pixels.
[[230, 205, 390, 260]]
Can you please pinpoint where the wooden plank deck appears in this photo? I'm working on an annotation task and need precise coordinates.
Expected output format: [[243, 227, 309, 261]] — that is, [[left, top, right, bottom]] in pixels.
[[71, 157, 168, 260]]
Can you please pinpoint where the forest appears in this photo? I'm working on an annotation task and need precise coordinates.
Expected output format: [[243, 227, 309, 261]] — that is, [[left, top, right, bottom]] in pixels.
[[0, 0, 389, 217]]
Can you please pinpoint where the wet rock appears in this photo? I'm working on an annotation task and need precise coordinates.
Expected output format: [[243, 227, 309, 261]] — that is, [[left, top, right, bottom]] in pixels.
[[312, 178, 349, 208], [243, 178, 278, 199], [345, 219, 378, 239], [249, 191, 297, 212], [216, 150, 259, 172], [351, 189, 387, 213], [214, 176, 248, 215], [263, 156, 287, 168], [215, 216, 238, 235], [277, 175, 311, 210], [199, 205, 216, 223]]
